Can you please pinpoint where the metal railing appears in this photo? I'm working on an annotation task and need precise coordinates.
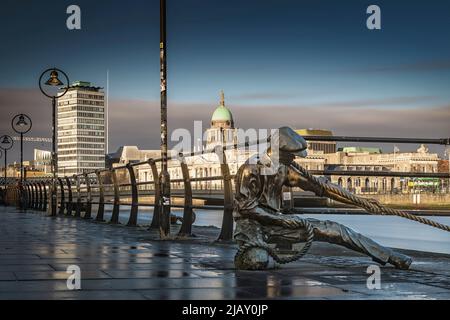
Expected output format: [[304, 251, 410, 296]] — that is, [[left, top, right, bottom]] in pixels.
[[1, 143, 236, 240], [1, 134, 449, 241]]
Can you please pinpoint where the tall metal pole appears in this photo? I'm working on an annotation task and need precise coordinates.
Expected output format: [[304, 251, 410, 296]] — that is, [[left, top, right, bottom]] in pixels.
[[51, 96, 57, 216], [106, 69, 109, 155], [19, 132, 24, 210], [20, 132, 23, 184], [159, 0, 171, 237], [3, 150, 6, 206]]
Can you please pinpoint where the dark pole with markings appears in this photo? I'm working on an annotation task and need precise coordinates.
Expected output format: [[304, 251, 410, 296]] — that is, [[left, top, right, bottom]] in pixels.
[[159, 0, 171, 238]]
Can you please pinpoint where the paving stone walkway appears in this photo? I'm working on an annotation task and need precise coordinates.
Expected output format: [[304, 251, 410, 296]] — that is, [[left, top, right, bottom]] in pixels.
[[0, 206, 449, 300]]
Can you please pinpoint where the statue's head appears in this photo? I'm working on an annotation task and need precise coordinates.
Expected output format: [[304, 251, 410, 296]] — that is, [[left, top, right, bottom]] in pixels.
[[267, 127, 308, 165]]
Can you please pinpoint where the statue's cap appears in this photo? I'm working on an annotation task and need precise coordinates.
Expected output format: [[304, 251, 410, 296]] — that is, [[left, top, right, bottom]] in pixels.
[[270, 127, 308, 157]]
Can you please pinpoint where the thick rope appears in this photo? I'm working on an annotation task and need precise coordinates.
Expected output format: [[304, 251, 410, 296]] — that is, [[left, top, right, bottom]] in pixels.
[[290, 161, 450, 233], [236, 216, 315, 264]]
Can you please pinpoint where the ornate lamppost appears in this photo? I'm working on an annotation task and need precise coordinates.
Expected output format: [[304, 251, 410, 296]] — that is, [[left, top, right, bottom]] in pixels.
[[11, 114, 32, 209], [39, 68, 69, 216], [0, 135, 14, 205]]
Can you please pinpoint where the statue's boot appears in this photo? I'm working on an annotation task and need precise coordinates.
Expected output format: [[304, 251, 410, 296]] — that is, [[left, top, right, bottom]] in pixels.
[[388, 252, 412, 270]]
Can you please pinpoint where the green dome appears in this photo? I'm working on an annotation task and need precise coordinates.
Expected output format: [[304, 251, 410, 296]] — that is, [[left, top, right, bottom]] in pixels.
[[211, 105, 233, 123]]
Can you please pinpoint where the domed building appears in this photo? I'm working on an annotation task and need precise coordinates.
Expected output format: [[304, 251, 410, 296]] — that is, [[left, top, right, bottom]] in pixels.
[[211, 90, 234, 129], [205, 90, 238, 150]]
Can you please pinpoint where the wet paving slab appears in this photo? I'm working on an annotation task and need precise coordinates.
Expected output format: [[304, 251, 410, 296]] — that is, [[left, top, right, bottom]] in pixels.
[[0, 206, 450, 300]]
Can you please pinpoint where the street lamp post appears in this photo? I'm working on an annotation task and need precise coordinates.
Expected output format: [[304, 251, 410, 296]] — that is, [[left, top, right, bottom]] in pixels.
[[0, 135, 14, 206], [39, 68, 69, 216], [0, 149, 2, 204], [11, 114, 32, 209], [159, 0, 171, 238]]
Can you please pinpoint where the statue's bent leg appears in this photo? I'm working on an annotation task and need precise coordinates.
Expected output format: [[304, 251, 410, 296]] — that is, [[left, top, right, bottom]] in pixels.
[[234, 217, 411, 270], [309, 219, 412, 270], [234, 219, 270, 270]]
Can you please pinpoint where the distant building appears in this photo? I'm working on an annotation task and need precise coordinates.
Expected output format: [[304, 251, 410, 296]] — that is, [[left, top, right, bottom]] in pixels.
[[438, 159, 449, 173], [137, 91, 244, 188], [296, 129, 336, 154], [205, 91, 238, 150], [33, 149, 51, 174], [306, 144, 441, 194], [107, 146, 160, 168], [339, 147, 382, 154], [134, 91, 444, 194], [57, 81, 106, 176], [1, 154, 51, 179]]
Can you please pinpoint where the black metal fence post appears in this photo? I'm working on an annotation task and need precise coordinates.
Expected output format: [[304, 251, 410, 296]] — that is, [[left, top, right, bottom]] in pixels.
[[57, 178, 65, 215], [24, 183, 30, 210], [74, 175, 81, 218], [42, 181, 48, 212], [216, 146, 234, 241], [30, 182, 37, 209], [65, 177, 73, 216], [148, 159, 161, 229], [178, 157, 194, 237], [37, 182, 43, 211], [95, 170, 105, 222], [32, 183, 38, 209], [25, 183, 30, 209], [126, 163, 139, 226], [84, 173, 92, 219], [110, 169, 120, 224]]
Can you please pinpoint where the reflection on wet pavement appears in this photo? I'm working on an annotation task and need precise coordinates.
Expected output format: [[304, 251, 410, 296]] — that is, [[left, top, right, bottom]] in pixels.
[[0, 207, 449, 300]]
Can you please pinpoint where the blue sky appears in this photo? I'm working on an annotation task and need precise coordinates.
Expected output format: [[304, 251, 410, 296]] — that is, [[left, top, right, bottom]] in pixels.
[[0, 0, 449, 160]]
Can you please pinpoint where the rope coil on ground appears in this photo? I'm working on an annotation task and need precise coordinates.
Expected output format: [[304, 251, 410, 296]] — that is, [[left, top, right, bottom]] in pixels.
[[290, 161, 450, 233], [236, 217, 315, 264]]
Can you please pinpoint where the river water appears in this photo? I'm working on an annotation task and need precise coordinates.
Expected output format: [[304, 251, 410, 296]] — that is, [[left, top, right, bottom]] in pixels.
[[102, 205, 450, 255]]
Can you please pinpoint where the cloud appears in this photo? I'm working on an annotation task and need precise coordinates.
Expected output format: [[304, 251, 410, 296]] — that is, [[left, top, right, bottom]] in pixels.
[[1, 88, 449, 162], [305, 96, 439, 108], [230, 93, 300, 101], [350, 59, 450, 74], [108, 98, 450, 151]]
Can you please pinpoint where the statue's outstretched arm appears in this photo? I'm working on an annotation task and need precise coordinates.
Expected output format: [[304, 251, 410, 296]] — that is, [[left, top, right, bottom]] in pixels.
[[285, 166, 357, 206]]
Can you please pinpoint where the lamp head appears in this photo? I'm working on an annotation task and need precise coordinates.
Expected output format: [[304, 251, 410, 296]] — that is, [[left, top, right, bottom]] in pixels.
[[1, 136, 11, 145], [16, 115, 28, 127], [45, 70, 63, 86]]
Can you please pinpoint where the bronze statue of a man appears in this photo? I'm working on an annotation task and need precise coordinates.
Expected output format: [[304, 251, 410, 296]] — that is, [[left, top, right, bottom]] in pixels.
[[233, 127, 412, 270]]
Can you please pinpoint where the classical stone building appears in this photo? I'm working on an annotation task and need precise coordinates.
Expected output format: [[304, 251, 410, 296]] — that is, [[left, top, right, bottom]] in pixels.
[[300, 144, 440, 194], [205, 90, 238, 150], [296, 129, 336, 154], [129, 92, 443, 194]]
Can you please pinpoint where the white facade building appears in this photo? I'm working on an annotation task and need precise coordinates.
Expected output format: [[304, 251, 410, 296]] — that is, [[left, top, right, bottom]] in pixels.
[[129, 91, 443, 194], [33, 149, 52, 174], [57, 81, 106, 176]]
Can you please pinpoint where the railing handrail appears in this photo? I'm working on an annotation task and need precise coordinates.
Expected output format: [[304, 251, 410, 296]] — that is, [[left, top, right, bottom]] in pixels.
[[2, 134, 449, 180], [3, 133, 450, 242], [303, 135, 450, 145]]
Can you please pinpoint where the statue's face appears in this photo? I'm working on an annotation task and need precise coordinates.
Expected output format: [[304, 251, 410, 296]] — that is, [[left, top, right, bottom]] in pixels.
[[279, 151, 295, 165], [266, 148, 302, 165]]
